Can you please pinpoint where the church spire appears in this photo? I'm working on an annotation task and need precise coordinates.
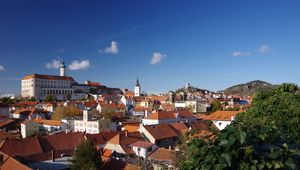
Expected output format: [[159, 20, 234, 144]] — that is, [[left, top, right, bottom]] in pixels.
[[136, 77, 140, 86]]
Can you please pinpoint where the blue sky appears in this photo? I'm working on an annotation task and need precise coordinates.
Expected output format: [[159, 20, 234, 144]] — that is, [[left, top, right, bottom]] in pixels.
[[1, 0, 300, 94]]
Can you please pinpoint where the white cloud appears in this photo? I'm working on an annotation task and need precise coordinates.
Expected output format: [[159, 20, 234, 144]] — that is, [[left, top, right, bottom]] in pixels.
[[68, 60, 90, 70], [258, 44, 271, 53], [100, 41, 119, 54], [46, 60, 60, 69], [150, 52, 166, 65], [232, 50, 251, 57], [0, 65, 5, 71]]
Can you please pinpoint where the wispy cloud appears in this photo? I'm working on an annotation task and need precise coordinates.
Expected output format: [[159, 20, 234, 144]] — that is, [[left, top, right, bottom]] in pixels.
[[232, 50, 251, 57], [0, 65, 5, 71], [258, 44, 271, 53], [53, 48, 67, 55], [68, 60, 90, 70], [99, 41, 119, 54], [150, 52, 166, 65], [46, 60, 60, 69]]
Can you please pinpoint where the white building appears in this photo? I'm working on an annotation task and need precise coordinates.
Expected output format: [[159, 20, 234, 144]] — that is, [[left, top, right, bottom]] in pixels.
[[21, 60, 76, 100], [202, 110, 241, 130], [131, 141, 157, 159], [21, 120, 40, 138], [134, 78, 141, 97], [73, 109, 117, 134], [142, 110, 196, 125], [175, 101, 209, 113]]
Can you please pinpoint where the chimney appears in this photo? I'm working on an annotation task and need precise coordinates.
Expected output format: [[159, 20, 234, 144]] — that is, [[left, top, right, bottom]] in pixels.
[[168, 146, 172, 151], [51, 150, 55, 162], [0, 154, 4, 165], [125, 131, 128, 137]]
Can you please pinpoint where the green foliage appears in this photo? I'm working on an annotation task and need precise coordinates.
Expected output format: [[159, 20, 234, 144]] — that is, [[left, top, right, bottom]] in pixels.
[[44, 95, 54, 102], [52, 106, 82, 120], [71, 139, 102, 170], [211, 100, 222, 112], [181, 83, 300, 170]]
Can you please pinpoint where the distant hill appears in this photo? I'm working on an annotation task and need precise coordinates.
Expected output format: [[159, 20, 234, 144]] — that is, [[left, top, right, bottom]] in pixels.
[[222, 80, 276, 96]]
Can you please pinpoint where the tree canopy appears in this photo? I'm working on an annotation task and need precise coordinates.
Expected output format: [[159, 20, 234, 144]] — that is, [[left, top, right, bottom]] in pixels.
[[181, 83, 300, 170], [71, 139, 103, 170], [51, 106, 82, 120]]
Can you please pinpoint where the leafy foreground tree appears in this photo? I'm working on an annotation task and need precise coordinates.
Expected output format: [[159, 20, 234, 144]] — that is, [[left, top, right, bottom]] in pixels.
[[71, 140, 103, 170], [181, 83, 300, 170]]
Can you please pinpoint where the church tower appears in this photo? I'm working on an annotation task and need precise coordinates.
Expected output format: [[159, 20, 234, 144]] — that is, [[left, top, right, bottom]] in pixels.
[[59, 59, 66, 76], [134, 78, 141, 97]]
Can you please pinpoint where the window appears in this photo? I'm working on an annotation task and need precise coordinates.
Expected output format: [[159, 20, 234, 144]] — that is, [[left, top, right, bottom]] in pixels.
[[219, 122, 222, 126]]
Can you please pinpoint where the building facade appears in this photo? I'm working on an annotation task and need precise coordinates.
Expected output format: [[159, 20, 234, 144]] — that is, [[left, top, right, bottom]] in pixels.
[[21, 60, 76, 100], [134, 78, 141, 97]]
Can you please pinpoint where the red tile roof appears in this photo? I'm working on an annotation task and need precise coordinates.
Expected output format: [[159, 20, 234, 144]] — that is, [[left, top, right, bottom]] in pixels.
[[86, 131, 119, 145], [0, 119, 16, 128], [144, 124, 178, 140], [33, 118, 63, 126], [169, 122, 189, 135], [0, 137, 43, 157], [0, 152, 32, 170], [202, 110, 242, 121], [38, 132, 85, 152], [145, 110, 195, 120], [148, 148, 177, 164], [22, 74, 75, 81], [130, 141, 154, 148]]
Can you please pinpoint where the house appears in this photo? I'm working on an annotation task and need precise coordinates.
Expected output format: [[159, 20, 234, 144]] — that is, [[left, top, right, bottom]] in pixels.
[[142, 110, 196, 125], [140, 124, 178, 148], [130, 141, 157, 159], [33, 118, 68, 133], [122, 124, 140, 132], [149, 95, 168, 104], [86, 131, 119, 149], [96, 103, 125, 113], [159, 103, 174, 111], [134, 97, 153, 108], [10, 108, 38, 120], [103, 131, 145, 156], [169, 122, 189, 136], [175, 100, 209, 113], [73, 110, 117, 134], [0, 132, 85, 169], [0, 152, 32, 170], [202, 110, 242, 130], [132, 106, 151, 117], [21, 120, 40, 138], [148, 148, 178, 170]]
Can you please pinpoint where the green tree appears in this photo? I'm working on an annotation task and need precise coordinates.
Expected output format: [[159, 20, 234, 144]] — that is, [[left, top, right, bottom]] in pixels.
[[29, 97, 36, 101], [71, 139, 103, 170], [181, 83, 300, 170], [211, 100, 222, 112], [52, 106, 82, 120], [44, 95, 54, 102]]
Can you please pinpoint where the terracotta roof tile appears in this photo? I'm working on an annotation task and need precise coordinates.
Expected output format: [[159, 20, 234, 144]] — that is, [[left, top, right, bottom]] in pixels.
[[202, 110, 242, 121], [0, 137, 43, 157], [0, 152, 32, 170], [148, 148, 177, 164], [86, 131, 118, 145], [22, 74, 75, 81], [122, 124, 140, 132], [144, 124, 178, 140], [130, 141, 154, 148]]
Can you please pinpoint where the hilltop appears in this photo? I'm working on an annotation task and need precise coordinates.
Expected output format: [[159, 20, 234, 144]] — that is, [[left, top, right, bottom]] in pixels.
[[222, 80, 276, 96]]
